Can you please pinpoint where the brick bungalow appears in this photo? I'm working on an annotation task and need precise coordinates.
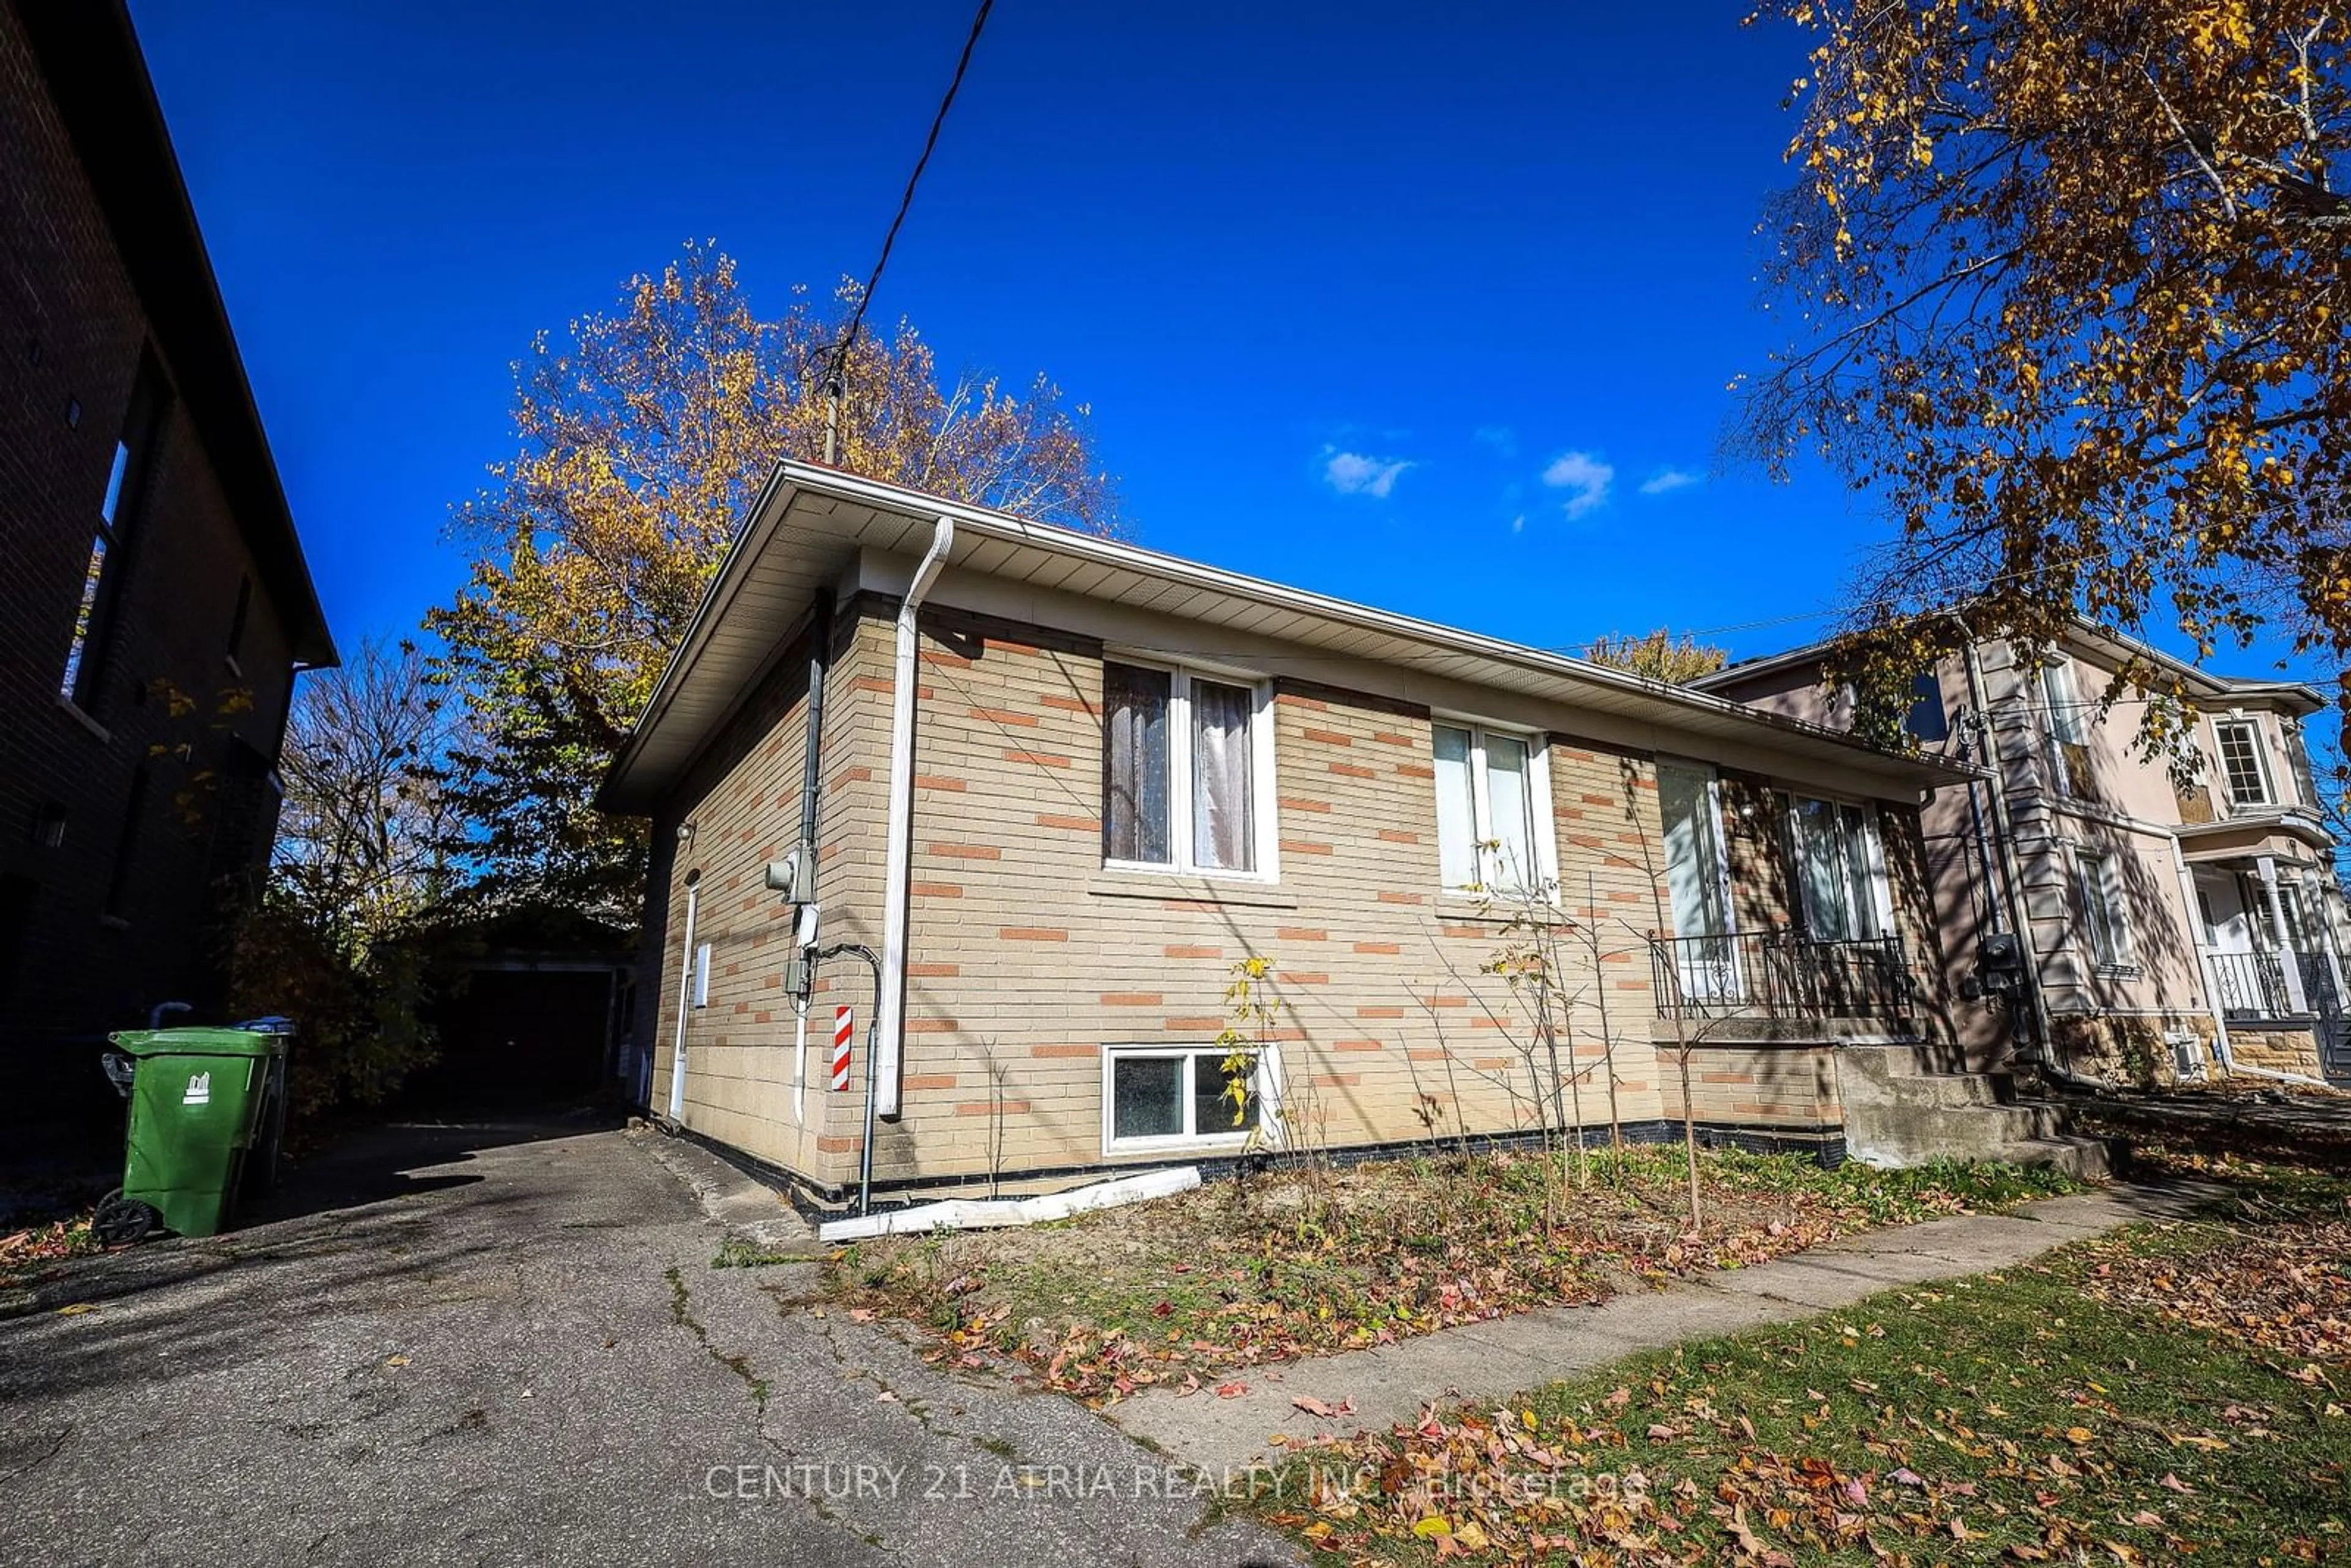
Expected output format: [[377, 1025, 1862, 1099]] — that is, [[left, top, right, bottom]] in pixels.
[[601, 464, 1977, 1201]]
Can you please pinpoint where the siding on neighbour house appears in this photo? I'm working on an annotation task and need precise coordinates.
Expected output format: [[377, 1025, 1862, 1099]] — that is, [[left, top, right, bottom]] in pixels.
[[642, 595, 1952, 1194]]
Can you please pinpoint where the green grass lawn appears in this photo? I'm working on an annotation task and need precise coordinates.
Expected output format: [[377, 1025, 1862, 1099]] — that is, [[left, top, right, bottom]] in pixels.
[[1256, 1160, 2351, 1563]]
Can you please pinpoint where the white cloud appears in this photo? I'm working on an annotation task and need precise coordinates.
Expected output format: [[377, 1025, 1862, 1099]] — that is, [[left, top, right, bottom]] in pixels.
[[1638, 467, 1703, 497], [1474, 425, 1518, 457], [1322, 448, 1412, 499], [1540, 450, 1614, 520]]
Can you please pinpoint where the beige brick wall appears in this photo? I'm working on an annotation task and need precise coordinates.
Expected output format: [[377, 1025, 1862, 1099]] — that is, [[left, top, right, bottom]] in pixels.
[[860, 607, 1681, 1185], [646, 606, 890, 1187], [1651, 1038, 1841, 1131], [645, 598, 1948, 1189]]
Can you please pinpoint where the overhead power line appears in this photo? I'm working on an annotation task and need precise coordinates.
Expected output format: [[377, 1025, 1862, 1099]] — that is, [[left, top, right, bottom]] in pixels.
[[827, 0, 996, 416]]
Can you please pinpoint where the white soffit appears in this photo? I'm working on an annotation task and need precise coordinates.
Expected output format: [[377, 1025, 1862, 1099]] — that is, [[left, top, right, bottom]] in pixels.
[[601, 463, 1982, 810]]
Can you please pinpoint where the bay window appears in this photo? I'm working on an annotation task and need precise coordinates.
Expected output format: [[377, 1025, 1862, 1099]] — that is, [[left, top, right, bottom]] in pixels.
[[1102, 659, 1274, 877]]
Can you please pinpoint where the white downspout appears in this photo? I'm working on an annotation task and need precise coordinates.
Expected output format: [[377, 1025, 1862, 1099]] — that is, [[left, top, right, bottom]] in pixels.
[[876, 515, 956, 1120], [669, 879, 699, 1121]]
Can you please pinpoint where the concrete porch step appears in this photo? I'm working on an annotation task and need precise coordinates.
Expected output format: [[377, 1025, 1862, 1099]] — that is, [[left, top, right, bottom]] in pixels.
[[1854, 1128, 2118, 1180], [1836, 1044, 2120, 1172]]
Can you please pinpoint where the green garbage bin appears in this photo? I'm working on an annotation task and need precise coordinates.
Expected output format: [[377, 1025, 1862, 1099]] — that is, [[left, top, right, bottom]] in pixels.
[[94, 1022, 291, 1243]]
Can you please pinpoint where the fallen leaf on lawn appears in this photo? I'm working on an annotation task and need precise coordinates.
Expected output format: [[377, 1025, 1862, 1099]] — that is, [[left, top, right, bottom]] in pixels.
[[2161, 1472, 2192, 1493]]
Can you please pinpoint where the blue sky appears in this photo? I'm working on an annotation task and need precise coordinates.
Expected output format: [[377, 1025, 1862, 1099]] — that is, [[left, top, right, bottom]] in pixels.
[[130, 0, 2322, 693]]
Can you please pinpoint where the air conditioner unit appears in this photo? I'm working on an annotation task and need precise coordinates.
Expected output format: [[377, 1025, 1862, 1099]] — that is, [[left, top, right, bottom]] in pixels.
[[2165, 1030, 2208, 1082]]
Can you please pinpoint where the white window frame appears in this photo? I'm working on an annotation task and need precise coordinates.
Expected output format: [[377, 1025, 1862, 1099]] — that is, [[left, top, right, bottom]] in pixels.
[[2213, 719, 2274, 809], [691, 941, 713, 1008], [1431, 715, 1562, 901], [2073, 846, 2134, 969], [1657, 760, 1741, 999], [1784, 792, 1897, 942], [1100, 1043, 1282, 1155], [2038, 659, 2092, 798], [2039, 659, 2090, 744], [1101, 655, 1280, 883]]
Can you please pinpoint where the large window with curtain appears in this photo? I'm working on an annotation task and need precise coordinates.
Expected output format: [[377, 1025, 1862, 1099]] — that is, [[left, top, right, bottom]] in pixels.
[[1431, 721, 1551, 895], [1658, 763, 1736, 994], [1102, 659, 1274, 877], [1785, 794, 1894, 942]]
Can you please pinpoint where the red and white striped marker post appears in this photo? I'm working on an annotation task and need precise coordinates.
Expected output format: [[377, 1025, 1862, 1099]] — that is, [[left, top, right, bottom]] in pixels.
[[830, 1006, 853, 1092]]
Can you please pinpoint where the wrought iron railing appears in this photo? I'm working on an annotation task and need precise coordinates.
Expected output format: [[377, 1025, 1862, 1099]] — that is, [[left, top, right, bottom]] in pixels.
[[1649, 929, 1910, 1019], [2207, 948, 2295, 1018]]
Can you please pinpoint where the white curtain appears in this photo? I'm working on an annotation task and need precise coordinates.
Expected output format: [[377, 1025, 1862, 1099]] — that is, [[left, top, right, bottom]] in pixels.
[[1839, 803, 1889, 940], [1793, 797, 1854, 940], [1659, 765, 1728, 939], [1433, 725, 1476, 890], [1483, 733, 1534, 891], [1660, 765, 1734, 998], [1191, 680, 1254, 871], [1104, 664, 1171, 863]]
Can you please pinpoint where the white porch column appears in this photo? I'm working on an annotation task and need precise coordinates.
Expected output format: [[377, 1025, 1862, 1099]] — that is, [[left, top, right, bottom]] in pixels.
[[2258, 856, 2312, 1013]]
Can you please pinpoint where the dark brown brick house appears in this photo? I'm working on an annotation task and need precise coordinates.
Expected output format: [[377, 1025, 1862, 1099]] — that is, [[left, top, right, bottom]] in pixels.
[[1, 0, 336, 1132]]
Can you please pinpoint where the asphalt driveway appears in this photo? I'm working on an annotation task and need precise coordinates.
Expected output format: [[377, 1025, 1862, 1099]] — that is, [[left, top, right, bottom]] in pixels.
[[0, 1118, 1295, 1567]]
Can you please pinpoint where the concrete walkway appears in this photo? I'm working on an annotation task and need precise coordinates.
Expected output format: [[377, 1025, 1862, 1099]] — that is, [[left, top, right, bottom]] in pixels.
[[1109, 1182, 2220, 1474]]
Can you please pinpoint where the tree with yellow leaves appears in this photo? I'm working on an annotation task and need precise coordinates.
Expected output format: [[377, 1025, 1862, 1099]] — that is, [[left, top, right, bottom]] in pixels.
[[427, 242, 1118, 915], [1742, 1, 2351, 744], [1583, 628, 1731, 685]]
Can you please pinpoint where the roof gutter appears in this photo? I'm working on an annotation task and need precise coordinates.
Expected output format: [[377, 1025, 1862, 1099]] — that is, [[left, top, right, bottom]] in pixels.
[[874, 513, 956, 1120], [599, 463, 1983, 806]]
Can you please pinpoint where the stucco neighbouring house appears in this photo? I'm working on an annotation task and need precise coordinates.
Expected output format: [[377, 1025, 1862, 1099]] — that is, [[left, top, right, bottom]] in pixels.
[[600, 465, 2093, 1203], [1699, 626, 2350, 1089]]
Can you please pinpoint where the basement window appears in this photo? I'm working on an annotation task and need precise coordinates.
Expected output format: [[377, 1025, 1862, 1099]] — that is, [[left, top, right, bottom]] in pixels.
[[1101, 1045, 1270, 1153]]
